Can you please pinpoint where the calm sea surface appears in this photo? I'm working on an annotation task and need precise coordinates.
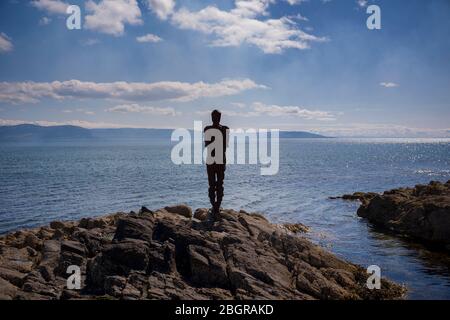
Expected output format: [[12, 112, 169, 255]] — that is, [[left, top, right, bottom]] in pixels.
[[1, 138, 450, 299]]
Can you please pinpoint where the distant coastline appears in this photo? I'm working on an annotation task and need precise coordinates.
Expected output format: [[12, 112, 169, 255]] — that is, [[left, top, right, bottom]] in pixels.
[[0, 124, 329, 145]]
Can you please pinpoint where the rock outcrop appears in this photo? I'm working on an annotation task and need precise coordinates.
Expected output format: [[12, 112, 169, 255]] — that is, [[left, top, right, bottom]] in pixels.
[[0, 205, 405, 300], [354, 181, 450, 250], [329, 192, 379, 205]]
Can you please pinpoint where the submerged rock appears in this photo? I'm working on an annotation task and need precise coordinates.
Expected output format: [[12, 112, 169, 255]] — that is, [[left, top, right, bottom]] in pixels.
[[0, 207, 405, 300], [330, 192, 379, 206], [355, 181, 450, 250]]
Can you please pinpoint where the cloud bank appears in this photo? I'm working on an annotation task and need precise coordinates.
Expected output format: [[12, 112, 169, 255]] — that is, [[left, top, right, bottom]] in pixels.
[[197, 102, 336, 121], [106, 104, 179, 116], [0, 79, 266, 104]]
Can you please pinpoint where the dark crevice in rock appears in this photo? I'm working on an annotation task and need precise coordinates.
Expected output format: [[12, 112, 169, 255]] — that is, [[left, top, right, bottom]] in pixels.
[[174, 242, 191, 280]]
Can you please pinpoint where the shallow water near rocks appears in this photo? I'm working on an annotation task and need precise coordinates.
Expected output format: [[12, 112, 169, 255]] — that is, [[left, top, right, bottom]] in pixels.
[[1, 138, 450, 299]]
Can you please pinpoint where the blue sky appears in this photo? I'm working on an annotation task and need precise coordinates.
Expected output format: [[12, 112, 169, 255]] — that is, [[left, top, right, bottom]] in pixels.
[[0, 0, 449, 137]]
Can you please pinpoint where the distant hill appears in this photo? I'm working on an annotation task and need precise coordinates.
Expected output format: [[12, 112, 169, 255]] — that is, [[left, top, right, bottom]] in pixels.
[[279, 131, 328, 139], [91, 128, 173, 140], [0, 124, 328, 145], [0, 124, 93, 143]]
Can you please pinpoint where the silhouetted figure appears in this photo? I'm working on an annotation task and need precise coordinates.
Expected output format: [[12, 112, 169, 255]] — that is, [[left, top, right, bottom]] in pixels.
[[204, 110, 229, 218]]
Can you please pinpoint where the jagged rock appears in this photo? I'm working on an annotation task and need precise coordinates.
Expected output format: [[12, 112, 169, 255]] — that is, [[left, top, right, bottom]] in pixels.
[[147, 240, 176, 273], [139, 206, 154, 215], [194, 208, 209, 221], [114, 216, 154, 243], [86, 239, 151, 290], [122, 283, 141, 300], [56, 251, 85, 276], [79, 218, 106, 230], [41, 240, 60, 267], [188, 244, 228, 288], [0, 277, 18, 300], [38, 265, 54, 282], [60, 289, 82, 300], [331, 192, 378, 205], [355, 181, 450, 249], [0, 267, 26, 287], [61, 240, 87, 256], [42, 240, 60, 256], [0, 247, 34, 273], [0, 207, 406, 300], [283, 223, 310, 234], [24, 233, 42, 251], [103, 240, 150, 271], [72, 229, 103, 257], [104, 276, 126, 298], [164, 204, 192, 218], [49, 221, 66, 230], [21, 270, 59, 298], [37, 227, 53, 240], [51, 229, 65, 240]]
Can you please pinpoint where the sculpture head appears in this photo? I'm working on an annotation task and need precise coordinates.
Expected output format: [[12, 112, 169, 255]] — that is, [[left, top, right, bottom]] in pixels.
[[211, 109, 221, 125]]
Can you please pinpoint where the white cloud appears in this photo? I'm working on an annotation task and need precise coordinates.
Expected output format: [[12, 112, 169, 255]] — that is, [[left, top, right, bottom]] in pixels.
[[39, 17, 52, 25], [380, 82, 399, 88], [31, 0, 68, 15], [304, 123, 450, 138], [106, 104, 179, 116], [85, 0, 143, 36], [0, 79, 266, 104], [198, 102, 336, 120], [62, 108, 95, 115], [252, 102, 336, 120], [356, 0, 368, 7], [136, 33, 162, 43], [170, 1, 326, 54], [146, 0, 175, 20], [232, 0, 271, 17], [285, 0, 306, 5], [80, 38, 100, 46], [0, 33, 13, 53], [0, 118, 143, 129], [288, 13, 309, 22], [231, 102, 246, 108]]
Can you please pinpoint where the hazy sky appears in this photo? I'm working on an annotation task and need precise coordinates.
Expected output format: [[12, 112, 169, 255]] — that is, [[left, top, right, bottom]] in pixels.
[[0, 0, 449, 137]]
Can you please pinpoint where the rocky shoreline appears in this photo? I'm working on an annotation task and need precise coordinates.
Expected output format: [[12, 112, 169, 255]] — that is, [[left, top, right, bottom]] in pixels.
[[0, 205, 405, 300], [339, 181, 450, 251]]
